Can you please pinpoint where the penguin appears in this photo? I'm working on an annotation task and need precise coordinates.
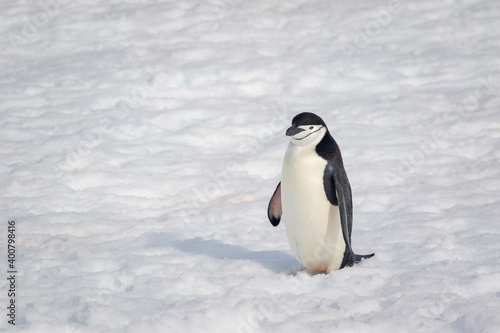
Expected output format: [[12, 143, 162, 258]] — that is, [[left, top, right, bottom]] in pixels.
[[268, 112, 374, 273]]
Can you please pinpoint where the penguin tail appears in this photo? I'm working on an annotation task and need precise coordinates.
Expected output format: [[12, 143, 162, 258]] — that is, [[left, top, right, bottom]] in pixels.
[[353, 253, 375, 264], [341, 252, 375, 268]]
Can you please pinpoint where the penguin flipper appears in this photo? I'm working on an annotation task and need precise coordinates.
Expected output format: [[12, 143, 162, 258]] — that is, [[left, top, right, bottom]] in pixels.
[[330, 164, 375, 267], [329, 165, 354, 254], [267, 182, 282, 226], [324, 163, 358, 268]]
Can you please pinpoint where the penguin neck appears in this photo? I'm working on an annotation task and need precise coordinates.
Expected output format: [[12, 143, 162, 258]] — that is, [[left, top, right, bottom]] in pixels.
[[315, 130, 342, 162]]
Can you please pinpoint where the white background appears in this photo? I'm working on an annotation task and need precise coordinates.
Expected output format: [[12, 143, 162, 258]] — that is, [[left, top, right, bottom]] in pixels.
[[1, 0, 499, 332]]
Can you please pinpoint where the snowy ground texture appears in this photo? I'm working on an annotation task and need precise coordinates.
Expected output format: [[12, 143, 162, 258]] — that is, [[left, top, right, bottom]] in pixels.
[[1, 0, 500, 332]]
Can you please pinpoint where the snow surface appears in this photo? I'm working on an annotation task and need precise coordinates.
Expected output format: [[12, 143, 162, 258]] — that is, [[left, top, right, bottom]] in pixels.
[[1, 0, 500, 332]]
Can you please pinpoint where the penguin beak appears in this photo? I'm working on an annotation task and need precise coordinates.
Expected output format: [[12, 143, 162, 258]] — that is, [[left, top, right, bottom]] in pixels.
[[286, 125, 305, 137]]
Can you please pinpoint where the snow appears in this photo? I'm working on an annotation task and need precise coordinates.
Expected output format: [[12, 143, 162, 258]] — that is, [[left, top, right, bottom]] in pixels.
[[1, 0, 500, 332]]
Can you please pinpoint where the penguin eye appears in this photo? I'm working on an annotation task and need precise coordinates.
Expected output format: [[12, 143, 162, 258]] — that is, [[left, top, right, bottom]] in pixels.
[[309, 126, 314, 130]]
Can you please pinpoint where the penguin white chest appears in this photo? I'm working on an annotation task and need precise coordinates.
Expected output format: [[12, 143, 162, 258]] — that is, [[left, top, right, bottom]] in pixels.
[[281, 145, 346, 272]]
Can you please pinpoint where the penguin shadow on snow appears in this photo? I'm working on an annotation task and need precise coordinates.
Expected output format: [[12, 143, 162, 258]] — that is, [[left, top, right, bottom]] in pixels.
[[147, 232, 297, 273]]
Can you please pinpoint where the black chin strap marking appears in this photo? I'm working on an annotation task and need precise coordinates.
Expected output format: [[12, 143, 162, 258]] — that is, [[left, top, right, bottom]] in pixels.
[[294, 126, 323, 140]]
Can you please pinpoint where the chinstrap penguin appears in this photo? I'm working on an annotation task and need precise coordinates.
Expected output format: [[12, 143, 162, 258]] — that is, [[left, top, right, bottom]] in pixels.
[[268, 112, 374, 273]]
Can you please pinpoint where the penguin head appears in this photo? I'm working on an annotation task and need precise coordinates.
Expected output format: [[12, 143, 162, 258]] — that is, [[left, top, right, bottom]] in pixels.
[[286, 112, 327, 146]]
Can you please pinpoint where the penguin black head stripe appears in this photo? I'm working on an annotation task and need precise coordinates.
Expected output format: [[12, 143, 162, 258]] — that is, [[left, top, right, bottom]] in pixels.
[[285, 112, 329, 147]]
